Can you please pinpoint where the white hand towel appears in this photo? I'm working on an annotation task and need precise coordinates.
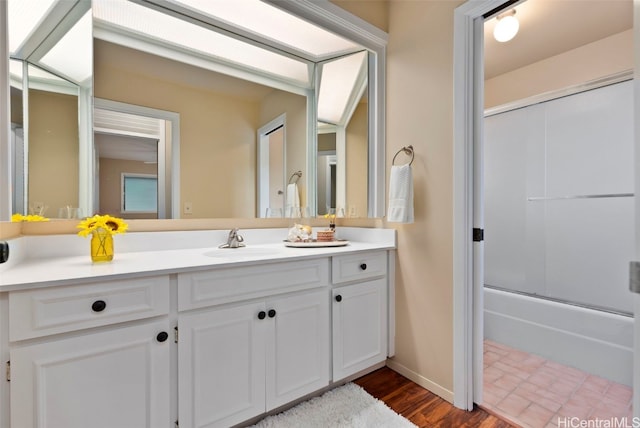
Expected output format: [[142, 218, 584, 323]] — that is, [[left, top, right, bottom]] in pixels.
[[387, 164, 414, 223], [286, 183, 300, 209]]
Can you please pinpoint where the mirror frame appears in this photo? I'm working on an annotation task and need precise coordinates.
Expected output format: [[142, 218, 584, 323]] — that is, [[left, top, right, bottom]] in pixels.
[[1, 1, 12, 219], [0, 0, 388, 220]]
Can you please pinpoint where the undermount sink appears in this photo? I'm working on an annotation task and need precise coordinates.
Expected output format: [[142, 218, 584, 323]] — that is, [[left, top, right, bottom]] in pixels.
[[203, 247, 276, 259]]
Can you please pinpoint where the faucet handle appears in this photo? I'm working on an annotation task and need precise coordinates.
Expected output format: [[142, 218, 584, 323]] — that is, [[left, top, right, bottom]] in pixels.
[[226, 228, 245, 247], [231, 228, 243, 239]]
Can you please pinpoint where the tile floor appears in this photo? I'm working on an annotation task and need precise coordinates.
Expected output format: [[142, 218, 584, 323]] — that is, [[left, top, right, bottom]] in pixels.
[[482, 340, 634, 428]]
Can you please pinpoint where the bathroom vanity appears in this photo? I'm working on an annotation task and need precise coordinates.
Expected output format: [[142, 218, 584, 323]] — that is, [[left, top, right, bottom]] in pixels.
[[0, 227, 395, 428]]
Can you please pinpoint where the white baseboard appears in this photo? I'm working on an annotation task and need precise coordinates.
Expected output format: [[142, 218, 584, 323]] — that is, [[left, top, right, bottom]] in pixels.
[[386, 359, 454, 403]]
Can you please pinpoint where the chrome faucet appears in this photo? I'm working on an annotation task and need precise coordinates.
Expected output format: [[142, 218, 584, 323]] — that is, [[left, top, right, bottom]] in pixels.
[[219, 228, 245, 249]]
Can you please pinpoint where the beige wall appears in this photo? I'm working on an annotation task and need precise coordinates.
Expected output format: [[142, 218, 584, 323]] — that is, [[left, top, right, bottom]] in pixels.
[[95, 43, 259, 219], [318, 133, 336, 152], [382, 0, 462, 399], [485, 29, 633, 109], [28, 89, 79, 217], [99, 157, 158, 219], [345, 102, 368, 218], [331, 0, 389, 32]]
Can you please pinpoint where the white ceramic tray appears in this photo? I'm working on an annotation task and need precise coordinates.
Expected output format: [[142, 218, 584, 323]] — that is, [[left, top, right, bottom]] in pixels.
[[284, 239, 350, 248]]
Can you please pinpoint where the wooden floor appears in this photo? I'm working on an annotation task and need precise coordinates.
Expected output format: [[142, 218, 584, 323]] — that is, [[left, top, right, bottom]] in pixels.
[[355, 367, 517, 428]]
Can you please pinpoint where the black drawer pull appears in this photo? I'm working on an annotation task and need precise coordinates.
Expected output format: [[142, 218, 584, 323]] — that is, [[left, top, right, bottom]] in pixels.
[[360, 263, 367, 270], [91, 300, 106, 312], [156, 332, 168, 343], [268, 309, 276, 318], [335, 295, 342, 302], [258, 311, 266, 320]]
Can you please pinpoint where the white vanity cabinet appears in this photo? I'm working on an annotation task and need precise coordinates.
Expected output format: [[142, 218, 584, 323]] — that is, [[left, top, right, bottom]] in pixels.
[[10, 319, 172, 428], [0, 231, 395, 428], [331, 251, 389, 381], [177, 259, 330, 428], [8, 276, 172, 428]]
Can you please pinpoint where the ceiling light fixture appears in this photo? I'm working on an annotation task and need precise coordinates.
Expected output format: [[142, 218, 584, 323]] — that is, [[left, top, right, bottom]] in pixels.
[[493, 9, 519, 43]]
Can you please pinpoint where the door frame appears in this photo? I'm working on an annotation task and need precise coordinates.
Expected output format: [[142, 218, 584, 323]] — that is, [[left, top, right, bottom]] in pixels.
[[257, 114, 286, 218], [452, 0, 516, 410], [454, 0, 639, 413], [633, 0, 639, 418], [94, 99, 180, 219]]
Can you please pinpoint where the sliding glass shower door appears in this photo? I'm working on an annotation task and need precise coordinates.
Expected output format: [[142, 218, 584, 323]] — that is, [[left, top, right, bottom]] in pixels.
[[484, 80, 635, 315]]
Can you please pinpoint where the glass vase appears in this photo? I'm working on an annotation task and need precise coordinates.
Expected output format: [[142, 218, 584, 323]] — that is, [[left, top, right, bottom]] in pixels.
[[91, 229, 114, 262]]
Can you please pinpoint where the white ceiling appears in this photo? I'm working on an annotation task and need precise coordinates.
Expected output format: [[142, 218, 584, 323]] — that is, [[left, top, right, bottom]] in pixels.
[[95, 133, 158, 163], [484, 0, 633, 80]]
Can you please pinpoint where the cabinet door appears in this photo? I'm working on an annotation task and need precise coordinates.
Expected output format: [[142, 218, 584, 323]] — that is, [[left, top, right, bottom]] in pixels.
[[11, 319, 171, 428], [265, 289, 330, 410], [179, 302, 266, 428], [332, 278, 387, 381]]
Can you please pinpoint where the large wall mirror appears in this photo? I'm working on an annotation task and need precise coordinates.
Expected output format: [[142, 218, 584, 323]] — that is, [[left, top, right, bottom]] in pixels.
[[6, 0, 92, 219], [2, 0, 387, 221]]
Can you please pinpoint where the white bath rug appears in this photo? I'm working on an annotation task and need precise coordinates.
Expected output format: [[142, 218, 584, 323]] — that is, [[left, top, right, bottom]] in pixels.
[[250, 383, 417, 428]]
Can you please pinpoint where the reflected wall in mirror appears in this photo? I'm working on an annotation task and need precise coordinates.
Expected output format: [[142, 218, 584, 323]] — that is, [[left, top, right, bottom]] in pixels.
[[27, 64, 80, 217], [94, 40, 307, 218]]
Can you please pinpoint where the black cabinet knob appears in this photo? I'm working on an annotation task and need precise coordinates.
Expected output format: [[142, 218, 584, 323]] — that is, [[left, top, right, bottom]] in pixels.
[[335, 295, 342, 302], [156, 331, 168, 343], [268, 309, 276, 318], [258, 311, 266, 320], [360, 263, 367, 270], [91, 300, 106, 312]]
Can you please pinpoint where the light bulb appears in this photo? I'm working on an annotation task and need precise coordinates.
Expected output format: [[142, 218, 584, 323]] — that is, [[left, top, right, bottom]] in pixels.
[[493, 13, 519, 43]]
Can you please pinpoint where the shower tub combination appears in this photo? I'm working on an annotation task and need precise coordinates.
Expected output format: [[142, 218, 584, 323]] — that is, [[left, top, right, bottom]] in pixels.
[[483, 80, 635, 386], [484, 287, 633, 386]]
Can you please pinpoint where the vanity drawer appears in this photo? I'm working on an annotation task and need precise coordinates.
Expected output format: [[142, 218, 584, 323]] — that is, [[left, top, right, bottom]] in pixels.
[[178, 258, 330, 311], [9, 276, 170, 341], [332, 251, 387, 285]]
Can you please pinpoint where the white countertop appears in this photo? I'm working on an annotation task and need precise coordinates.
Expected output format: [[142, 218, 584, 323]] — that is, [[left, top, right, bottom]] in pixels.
[[0, 228, 396, 291]]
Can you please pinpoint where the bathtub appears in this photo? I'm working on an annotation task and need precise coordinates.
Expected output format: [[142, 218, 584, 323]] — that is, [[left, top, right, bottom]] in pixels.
[[484, 286, 633, 386]]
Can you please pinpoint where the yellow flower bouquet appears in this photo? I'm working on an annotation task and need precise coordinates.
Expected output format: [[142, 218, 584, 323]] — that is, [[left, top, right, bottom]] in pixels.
[[77, 214, 128, 237], [11, 213, 49, 222], [77, 215, 128, 262]]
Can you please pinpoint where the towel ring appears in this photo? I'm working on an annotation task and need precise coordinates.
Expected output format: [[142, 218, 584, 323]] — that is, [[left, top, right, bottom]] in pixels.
[[288, 171, 302, 184], [392, 145, 414, 166]]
